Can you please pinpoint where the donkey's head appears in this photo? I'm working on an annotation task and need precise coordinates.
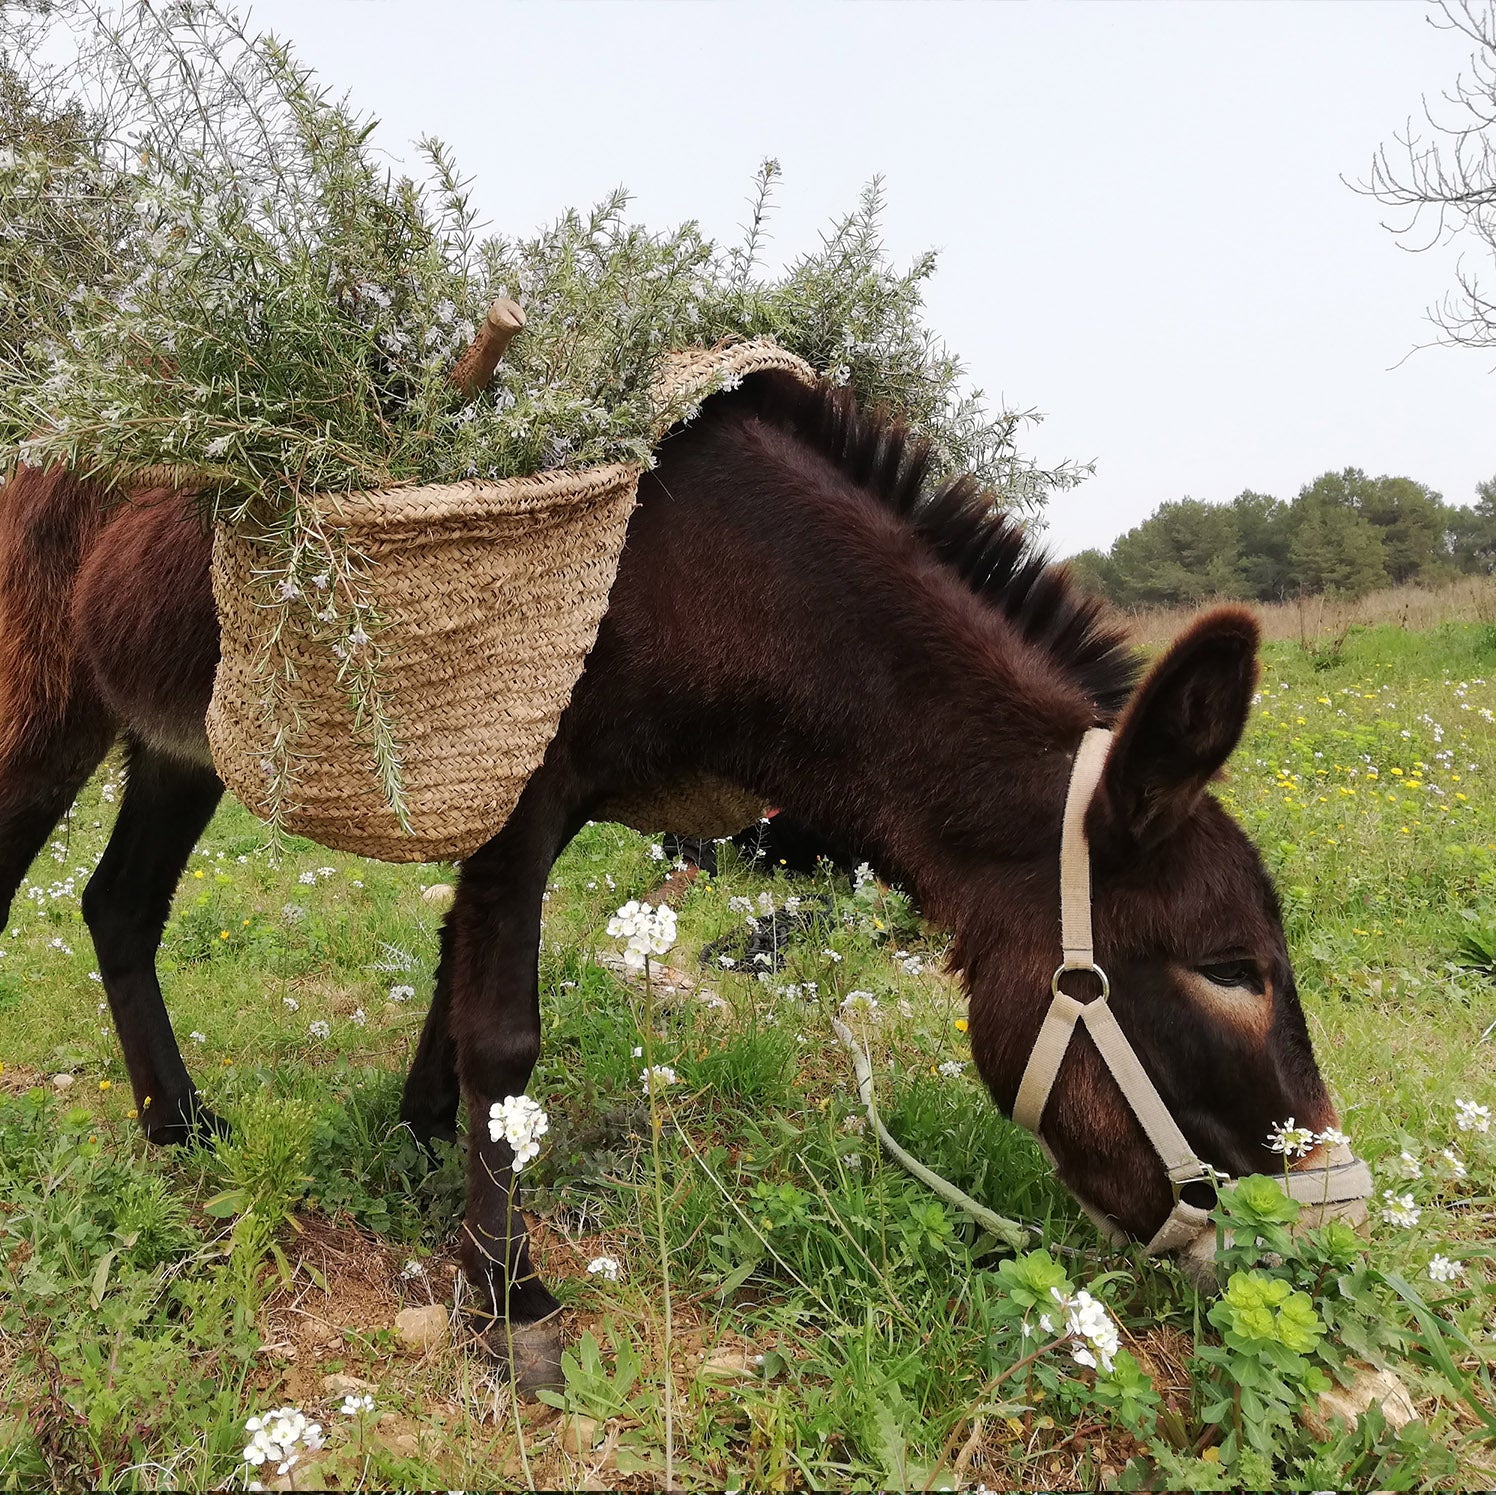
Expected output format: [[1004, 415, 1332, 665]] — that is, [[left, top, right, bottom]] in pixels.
[[968, 608, 1342, 1245]]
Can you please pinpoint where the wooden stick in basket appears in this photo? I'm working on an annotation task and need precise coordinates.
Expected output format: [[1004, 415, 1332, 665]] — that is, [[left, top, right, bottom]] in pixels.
[[449, 298, 526, 399]]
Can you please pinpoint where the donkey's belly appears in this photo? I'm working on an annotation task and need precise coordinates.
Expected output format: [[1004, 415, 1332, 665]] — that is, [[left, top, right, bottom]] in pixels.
[[72, 495, 220, 767]]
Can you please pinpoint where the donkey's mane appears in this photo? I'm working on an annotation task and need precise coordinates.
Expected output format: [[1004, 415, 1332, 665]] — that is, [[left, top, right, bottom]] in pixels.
[[726, 371, 1140, 716]]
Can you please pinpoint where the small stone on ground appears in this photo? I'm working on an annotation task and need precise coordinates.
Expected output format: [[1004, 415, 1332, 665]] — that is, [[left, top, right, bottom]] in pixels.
[[559, 1413, 600, 1455], [394, 1303, 450, 1353]]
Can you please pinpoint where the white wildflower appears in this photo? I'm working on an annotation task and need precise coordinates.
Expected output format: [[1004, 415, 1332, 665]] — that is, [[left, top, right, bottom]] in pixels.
[[1440, 1147, 1467, 1180], [1056, 1286, 1120, 1373], [349, 1007, 366, 1027], [308, 1020, 330, 1040], [1429, 1254, 1464, 1284], [339, 1393, 374, 1416], [586, 1256, 621, 1281], [282, 997, 298, 1012], [1394, 1150, 1423, 1181], [840, 990, 879, 1016], [241, 1406, 324, 1476], [822, 948, 843, 964], [189, 1031, 206, 1044], [1455, 1098, 1491, 1133], [1316, 1126, 1351, 1149], [399, 1259, 425, 1280], [852, 861, 875, 889], [389, 984, 415, 1002], [641, 1065, 678, 1097], [275, 578, 302, 602], [487, 1094, 549, 1171], [204, 434, 232, 460], [1379, 1190, 1421, 1228], [605, 900, 678, 970], [937, 1060, 967, 1078], [1266, 1117, 1317, 1158], [648, 843, 665, 862]]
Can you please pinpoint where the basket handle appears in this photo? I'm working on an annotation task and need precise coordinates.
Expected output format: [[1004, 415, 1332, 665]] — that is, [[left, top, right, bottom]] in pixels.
[[449, 297, 525, 399]]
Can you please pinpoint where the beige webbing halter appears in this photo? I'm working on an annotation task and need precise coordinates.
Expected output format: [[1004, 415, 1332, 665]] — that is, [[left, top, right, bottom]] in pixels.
[[1012, 727, 1372, 1256]]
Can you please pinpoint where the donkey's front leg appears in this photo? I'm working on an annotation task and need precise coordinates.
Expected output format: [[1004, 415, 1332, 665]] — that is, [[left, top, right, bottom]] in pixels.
[[444, 805, 568, 1388]]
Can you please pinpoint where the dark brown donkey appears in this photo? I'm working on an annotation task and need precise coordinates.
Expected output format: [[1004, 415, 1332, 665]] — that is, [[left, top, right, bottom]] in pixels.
[[0, 373, 1341, 1378]]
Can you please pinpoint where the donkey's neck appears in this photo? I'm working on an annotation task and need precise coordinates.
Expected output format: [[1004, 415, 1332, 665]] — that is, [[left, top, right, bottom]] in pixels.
[[620, 407, 1098, 927]]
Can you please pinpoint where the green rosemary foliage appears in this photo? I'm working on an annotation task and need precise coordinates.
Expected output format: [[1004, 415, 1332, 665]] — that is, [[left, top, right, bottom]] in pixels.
[[0, 1, 1088, 830], [1, 2, 1082, 518]]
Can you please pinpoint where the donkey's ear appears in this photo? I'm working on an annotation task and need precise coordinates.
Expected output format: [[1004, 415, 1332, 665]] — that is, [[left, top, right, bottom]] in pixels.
[[1093, 607, 1259, 853]]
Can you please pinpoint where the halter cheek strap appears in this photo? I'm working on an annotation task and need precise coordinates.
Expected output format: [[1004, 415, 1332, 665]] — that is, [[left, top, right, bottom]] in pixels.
[[1011, 727, 1372, 1257]]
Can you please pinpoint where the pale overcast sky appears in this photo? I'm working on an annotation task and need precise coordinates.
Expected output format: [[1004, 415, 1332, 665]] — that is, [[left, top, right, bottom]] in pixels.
[[242, 0, 1492, 556]]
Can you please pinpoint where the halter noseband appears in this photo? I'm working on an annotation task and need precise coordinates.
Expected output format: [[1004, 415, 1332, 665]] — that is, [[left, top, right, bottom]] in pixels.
[[1011, 727, 1372, 1256]]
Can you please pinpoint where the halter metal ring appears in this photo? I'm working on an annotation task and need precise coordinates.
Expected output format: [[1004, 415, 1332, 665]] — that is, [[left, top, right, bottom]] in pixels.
[[1169, 1160, 1226, 1208], [1051, 961, 1110, 1001]]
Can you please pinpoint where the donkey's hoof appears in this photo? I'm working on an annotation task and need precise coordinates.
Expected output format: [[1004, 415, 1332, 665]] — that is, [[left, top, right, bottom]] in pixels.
[[480, 1319, 565, 1393]]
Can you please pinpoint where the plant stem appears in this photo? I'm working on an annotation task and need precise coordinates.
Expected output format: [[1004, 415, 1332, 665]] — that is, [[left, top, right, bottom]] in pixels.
[[643, 956, 675, 1488], [920, 1337, 1064, 1491]]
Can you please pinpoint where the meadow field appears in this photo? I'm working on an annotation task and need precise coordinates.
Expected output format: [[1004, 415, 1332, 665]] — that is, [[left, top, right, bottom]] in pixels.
[[1, 619, 1494, 1490]]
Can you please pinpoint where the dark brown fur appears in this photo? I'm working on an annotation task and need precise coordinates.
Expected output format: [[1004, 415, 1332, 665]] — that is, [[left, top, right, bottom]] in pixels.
[[0, 376, 1338, 1349]]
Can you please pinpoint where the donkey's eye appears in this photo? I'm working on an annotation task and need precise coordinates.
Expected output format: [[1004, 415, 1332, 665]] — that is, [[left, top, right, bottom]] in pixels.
[[1197, 960, 1264, 994]]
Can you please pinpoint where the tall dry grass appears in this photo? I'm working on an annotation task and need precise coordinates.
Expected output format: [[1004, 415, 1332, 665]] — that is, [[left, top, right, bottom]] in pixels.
[[1117, 575, 1496, 648]]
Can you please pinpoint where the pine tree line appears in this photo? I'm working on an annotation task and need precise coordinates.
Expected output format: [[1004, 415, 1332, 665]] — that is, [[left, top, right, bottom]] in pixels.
[[1067, 469, 1496, 607]]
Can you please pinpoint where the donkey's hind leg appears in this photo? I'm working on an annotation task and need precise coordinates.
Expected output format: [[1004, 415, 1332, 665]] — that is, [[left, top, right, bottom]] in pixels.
[[0, 702, 115, 930], [81, 738, 227, 1145]]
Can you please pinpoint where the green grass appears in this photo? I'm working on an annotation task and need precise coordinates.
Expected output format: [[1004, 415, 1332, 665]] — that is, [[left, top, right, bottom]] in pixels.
[[1, 621, 1494, 1489]]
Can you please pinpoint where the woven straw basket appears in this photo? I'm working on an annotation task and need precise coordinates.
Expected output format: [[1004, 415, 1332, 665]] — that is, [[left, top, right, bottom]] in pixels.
[[206, 340, 814, 862]]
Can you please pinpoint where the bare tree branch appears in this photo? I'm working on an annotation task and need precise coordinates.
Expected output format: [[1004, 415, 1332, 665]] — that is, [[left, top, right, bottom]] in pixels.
[[1350, 0, 1496, 352]]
